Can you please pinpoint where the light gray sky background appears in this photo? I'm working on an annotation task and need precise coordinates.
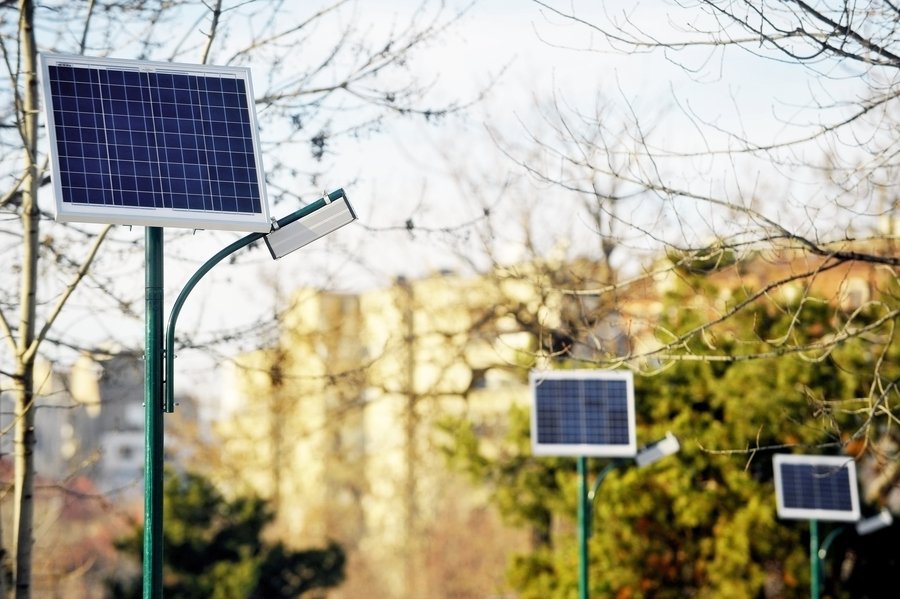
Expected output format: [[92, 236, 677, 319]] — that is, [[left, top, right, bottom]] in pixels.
[[280, 0, 854, 284]]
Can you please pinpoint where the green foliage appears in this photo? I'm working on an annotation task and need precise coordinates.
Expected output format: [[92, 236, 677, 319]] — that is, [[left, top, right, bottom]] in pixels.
[[442, 270, 899, 598], [107, 470, 345, 599]]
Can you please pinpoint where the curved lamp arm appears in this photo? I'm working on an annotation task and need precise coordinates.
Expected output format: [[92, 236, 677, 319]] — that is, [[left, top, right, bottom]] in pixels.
[[587, 459, 624, 538], [164, 231, 264, 412], [164, 190, 346, 412]]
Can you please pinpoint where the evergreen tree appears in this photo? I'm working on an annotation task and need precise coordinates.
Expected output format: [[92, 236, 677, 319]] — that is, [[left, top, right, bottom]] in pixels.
[[107, 470, 345, 599], [442, 262, 898, 598]]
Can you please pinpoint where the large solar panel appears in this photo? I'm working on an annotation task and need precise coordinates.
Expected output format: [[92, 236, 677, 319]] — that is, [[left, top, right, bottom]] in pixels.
[[39, 54, 270, 232], [529, 370, 636, 457], [773, 454, 860, 522]]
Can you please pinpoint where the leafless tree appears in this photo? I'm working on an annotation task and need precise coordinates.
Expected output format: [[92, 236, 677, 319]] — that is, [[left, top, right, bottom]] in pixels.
[[484, 1, 900, 466], [0, 1, 480, 596]]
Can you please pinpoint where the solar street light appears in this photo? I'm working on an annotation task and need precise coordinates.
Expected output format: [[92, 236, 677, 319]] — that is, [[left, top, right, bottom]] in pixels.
[[773, 454, 862, 599], [529, 370, 680, 599], [39, 52, 356, 599]]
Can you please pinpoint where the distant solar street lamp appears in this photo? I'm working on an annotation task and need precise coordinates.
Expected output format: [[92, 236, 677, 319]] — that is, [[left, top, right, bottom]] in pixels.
[[39, 53, 356, 599], [773, 454, 862, 599], [529, 370, 680, 599]]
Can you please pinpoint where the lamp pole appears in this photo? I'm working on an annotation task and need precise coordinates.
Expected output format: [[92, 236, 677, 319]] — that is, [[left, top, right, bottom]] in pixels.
[[141, 189, 354, 598], [143, 222, 262, 597], [577, 457, 589, 599], [810, 519, 820, 599], [143, 227, 165, 599], [577, 458, 624, 599]]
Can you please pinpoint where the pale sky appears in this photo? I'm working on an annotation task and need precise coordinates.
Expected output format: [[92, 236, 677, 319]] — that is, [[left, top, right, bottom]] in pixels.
[[302, 0, 857, 285]]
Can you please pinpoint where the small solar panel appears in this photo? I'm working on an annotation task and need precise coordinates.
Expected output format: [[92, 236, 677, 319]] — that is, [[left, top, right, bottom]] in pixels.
[[529, 370, 636, 457], [39, 53, 270, 232], [773, 454, 860, 522]]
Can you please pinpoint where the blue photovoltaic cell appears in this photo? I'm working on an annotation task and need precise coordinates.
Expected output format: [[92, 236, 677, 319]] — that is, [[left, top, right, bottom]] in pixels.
[[46, 62, 261, 215], [780, 462, 854, 512], [773, 454, 860, 522], [534, 378, 631, 446]]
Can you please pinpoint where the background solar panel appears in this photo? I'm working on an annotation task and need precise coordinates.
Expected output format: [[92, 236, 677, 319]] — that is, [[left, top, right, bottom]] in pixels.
[[530, 370, 636, 457], [773, 454, 860, 522], [40, 54, 270, 232]]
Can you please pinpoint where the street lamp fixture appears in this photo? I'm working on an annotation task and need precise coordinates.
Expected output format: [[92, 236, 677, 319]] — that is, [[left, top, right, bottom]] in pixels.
[[265, 192, 357, 259], [854, 508, 893, 536], [586, 432, 681, 533], [164, 189, 355, 412], [635, 432, 681, 468]]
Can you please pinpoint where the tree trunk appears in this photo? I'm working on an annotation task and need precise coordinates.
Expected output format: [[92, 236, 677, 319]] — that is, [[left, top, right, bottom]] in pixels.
[[14, 1, 40, 597], [12, 379, 35, 599]]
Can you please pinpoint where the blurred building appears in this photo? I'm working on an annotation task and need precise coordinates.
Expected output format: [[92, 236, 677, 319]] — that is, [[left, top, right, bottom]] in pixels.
[[217, 259, 622, 598], [68, 351, 146, 494], [0, 350, 184, 496]]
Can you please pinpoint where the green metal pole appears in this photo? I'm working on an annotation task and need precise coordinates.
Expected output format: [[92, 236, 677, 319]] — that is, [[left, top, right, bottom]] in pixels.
[[810, 519, 819, 599], [578, 456, 589, 599], [143, 227, 165, 598]]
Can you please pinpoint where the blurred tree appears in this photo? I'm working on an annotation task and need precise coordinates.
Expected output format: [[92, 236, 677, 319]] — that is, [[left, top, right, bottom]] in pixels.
[[107, 469, 345, 599], [496, 0, 900, 449], [441, 259, 899, 598]]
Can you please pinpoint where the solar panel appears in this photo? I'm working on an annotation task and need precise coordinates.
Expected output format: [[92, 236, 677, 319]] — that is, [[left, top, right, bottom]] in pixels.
[[529, 370, 636, 457], [39, 53, 270, 232], [773, 454, 860, 522]]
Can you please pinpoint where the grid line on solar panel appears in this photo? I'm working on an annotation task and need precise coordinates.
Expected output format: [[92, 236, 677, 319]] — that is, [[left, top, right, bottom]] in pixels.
[[780, 463, 854, 512], [773, 454, 860, 521], [534, 379, 631, 446], [46, 62, 261, 215]]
